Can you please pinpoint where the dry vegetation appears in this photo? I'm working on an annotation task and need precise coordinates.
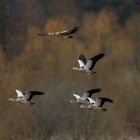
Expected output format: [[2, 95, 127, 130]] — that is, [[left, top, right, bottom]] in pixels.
[[0, 1, 140, 140]]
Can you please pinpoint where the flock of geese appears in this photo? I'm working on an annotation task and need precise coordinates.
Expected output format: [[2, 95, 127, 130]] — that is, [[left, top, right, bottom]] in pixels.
[[9, 26, 113, 112]]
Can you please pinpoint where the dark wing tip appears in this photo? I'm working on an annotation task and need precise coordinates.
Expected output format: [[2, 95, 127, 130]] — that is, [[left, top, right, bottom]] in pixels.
[[87, 88, 101, 97], [99, 97, 113, 103], [94, 88, 101, 93], [70, 26, 79, 33], [29, 91, 45, 95], [74, 26, 79, 31], [90, 53, 105, 60], [109, 99, 113, 103], [90, 53, 105, 64], [99, 53, 105, 57], [27, 91, 45, 101], [87, 88, 101, 93], [106, 98, 113, 103]]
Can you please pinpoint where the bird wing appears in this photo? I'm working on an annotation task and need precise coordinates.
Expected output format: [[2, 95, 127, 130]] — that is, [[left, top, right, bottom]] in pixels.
[[88, 97, 96, 104], [79, 54, 86, 65], [60, 27, 79, 35], [25, 91, 45, 101], [96, 97, 113, 107], [81, 88, 101, 100], [85, 53, 105, 70], [73, 94, 81, 100], [78, 60, 85, 68], [95, 98, 102, 107], [24, 92, 32, 101], [15, 89, 24, 98], [38, 27, 79, 37]]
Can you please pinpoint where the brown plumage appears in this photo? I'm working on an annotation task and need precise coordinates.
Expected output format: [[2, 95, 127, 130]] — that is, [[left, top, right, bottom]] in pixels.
[[8, 89, 45, 105], [38, 26, 79, 39]]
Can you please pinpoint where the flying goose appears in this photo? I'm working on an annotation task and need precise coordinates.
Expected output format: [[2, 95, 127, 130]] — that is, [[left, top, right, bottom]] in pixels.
[[80, 97, 113, 111], [38, 26, 79, 39], [72, 53, 105, 75], [70, 89, 101, 104], [8, 89, 45, 105]]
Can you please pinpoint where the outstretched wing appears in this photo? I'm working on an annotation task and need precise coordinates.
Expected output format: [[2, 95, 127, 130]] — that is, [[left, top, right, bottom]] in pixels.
[[96, 97, 113, 107], [85, 53, 105, 70], [78, 60, 85, 68], [78, 54, 86, 68], [25, 91, 45, 101], [60, 27, 79, 36], [15, 89, 24, 98], [79, 54, 86, 65], [81, 88, 101, 100], [88, 97, 96, 104], [73, 94, 81, 100]]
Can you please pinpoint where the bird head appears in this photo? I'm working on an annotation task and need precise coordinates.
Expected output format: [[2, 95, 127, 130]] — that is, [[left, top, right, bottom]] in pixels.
[[8, 98, 15, 102], [72, 67, 78, 71]]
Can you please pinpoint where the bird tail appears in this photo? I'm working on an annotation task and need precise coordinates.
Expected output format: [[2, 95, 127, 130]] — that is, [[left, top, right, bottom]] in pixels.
[[29, 102, 35, 105]]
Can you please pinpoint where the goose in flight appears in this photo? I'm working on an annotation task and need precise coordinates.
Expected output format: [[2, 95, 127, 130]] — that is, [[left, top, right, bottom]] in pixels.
[[38, 26, 79, 39], [70, 89, 101, 104], [8, 89, 45, 105], [72, 53, 105, 75], [80, 97, 113, 111]]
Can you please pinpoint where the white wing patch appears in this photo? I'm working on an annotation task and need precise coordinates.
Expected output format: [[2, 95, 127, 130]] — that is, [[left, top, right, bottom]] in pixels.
[[73, 94, 81, 99], [85, 60, 93, 70], [78, 60, 85, 68], [95, 98, 102, 106], [60, 30, 68, 34], [88, 97, 95, 104], [15, 89, 24, 98]]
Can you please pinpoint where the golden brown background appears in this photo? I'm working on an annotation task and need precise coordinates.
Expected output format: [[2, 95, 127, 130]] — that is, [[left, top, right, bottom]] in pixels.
[[0, 0, 140, 140]]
